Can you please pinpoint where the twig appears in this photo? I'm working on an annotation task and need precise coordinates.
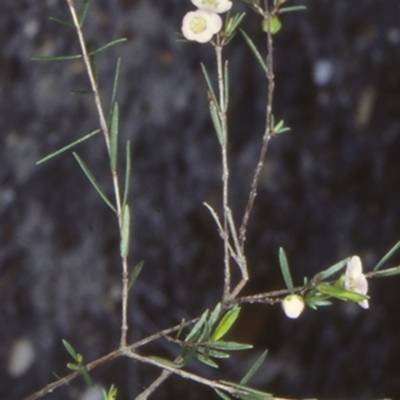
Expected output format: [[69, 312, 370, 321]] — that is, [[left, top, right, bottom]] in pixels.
[[65, 0, 129, 347], [22, 350, 123, 400], [239, 1, 275, 248]]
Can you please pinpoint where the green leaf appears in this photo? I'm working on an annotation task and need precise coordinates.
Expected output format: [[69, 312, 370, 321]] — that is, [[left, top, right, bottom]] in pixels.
[[89, 38, 128, 57], [209, 341, 253, 351], [195, 353, 219, 368], [78, 0, 92, 26], [102, 384, 118, 400], [148, 356, 181, 369], [36, 129, 100, 165], [62, 339, 80, 362], [211, 306, 241, 342], [373, 266, 400, 278], [176, 318, 186, 340], [81, 366, 94, 388], [209, 303, 222, 331], [73, 152, 117, 212], [279, 247, 294, 292], [240, 29, 268, 74], [122, 141, 131, 208], [215, 389, 232, 400], [219, 381, 272, 399], [374, 240, 400, 271], [200, 63, 218, 107], [67, 363, 80, 371], [31, 54, 82, 62], [198, 347, 230, 359], [209, 99, 225, 145], [317, 282, 369, 302], [185, 310, 209, 342], [279, 6, 307, 14], [110, 101, 119, 171], [128, 260, 144, 290], [240, 349, 268, 385], [120, 204, 131, 257], [48, 16, 73, 27], [316, 257, 349, 281], [180, 344, 198, 367], [109, 58, 122, 121]]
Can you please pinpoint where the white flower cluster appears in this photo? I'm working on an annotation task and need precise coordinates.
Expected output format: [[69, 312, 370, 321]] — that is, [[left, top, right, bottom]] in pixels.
[[182, 0, 232, 43]]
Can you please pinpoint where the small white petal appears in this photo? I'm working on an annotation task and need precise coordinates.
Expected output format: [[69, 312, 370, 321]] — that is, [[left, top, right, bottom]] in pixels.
[[7, 338, 35, 377], [191, 0, 232, 14]]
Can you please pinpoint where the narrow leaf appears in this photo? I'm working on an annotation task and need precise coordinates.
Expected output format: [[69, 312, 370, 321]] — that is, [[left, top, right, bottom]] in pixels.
[[209, 100, 225, 145], [198, 347, 230, 359], [279, 6, 307, 14], [36, 129, 100, 165], [215, 389, 232, 400], [67, 363, 80, 371], [373, 266, 400, 278], [195, 353, 219, 368], [181, 345, 198, 367], [48, 16, 73, 27], [317, 283, 369, 302], [31, 54, 82, 62], [73, 152, 116, 212], [374, 240, 400, 271], [120, 204, 131, 257], [279, 247, 294, 292], [185, 310, 209, 342], [200, 63, 219, 107], [316, 257, 349, 281], [128, 260, 144, 290], [109, 58, 122, 121], [176, 318, 186, 340], [89, 38, 128, 57], [209, 341, 253, 351], [62, 339, 79, 362], [209, 302, 222, 331], [78, 0, 92, 26], [110, 102, 119, 171], [211, 306, 241, 342], [240, 349, 268, 385], [219, 381, 272, 398], [240, 29, 268, 74], [122, 141, 131, 207], [148, 356, 181, 369], [80, 367, 94, 388]]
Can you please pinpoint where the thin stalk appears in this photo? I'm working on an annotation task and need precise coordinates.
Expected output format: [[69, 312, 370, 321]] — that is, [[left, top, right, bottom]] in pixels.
[[239, 1, 275, 248], [65, 0, 128, 347], [215, 42, 231, 302]]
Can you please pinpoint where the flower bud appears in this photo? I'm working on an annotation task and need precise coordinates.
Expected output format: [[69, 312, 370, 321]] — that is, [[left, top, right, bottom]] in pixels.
[[282, 294, 305, 319]]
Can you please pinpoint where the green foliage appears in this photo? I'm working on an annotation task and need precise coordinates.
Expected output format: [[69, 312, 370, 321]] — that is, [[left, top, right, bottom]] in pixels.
[[128, 260, 144, 290], [62, 339, 93, 387], [240, 29, 268, 74], [278, 247, 294, 292], [102, 384, 118, 400], [73, 152, 117, 212], [211, 306, 241, 342], [262, 16, 282, 35], [240, 349, 268, 385], [316, 282, 369, 303], [374, 239, 400, 271]]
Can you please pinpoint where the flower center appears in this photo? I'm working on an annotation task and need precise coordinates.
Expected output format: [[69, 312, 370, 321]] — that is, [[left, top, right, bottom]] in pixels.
[[201, 0, 219, 8], [190, 17, 207, 33]]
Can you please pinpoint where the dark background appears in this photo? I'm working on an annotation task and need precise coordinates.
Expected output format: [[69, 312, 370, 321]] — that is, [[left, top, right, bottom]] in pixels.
[[1, 0, 400, 399]]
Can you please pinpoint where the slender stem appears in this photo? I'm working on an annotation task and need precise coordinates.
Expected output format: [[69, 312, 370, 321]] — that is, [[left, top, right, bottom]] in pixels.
[[65, 0, 128, 347], [239, 1, 275, 248], [215, 42, 231, 302]]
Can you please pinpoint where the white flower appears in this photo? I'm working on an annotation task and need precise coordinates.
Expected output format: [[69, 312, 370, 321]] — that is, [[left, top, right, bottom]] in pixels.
[[182, 10, 222, 43], [191, 0, 233, 14], [282, 294, 305, 319], [344, 255, 369, 309]]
